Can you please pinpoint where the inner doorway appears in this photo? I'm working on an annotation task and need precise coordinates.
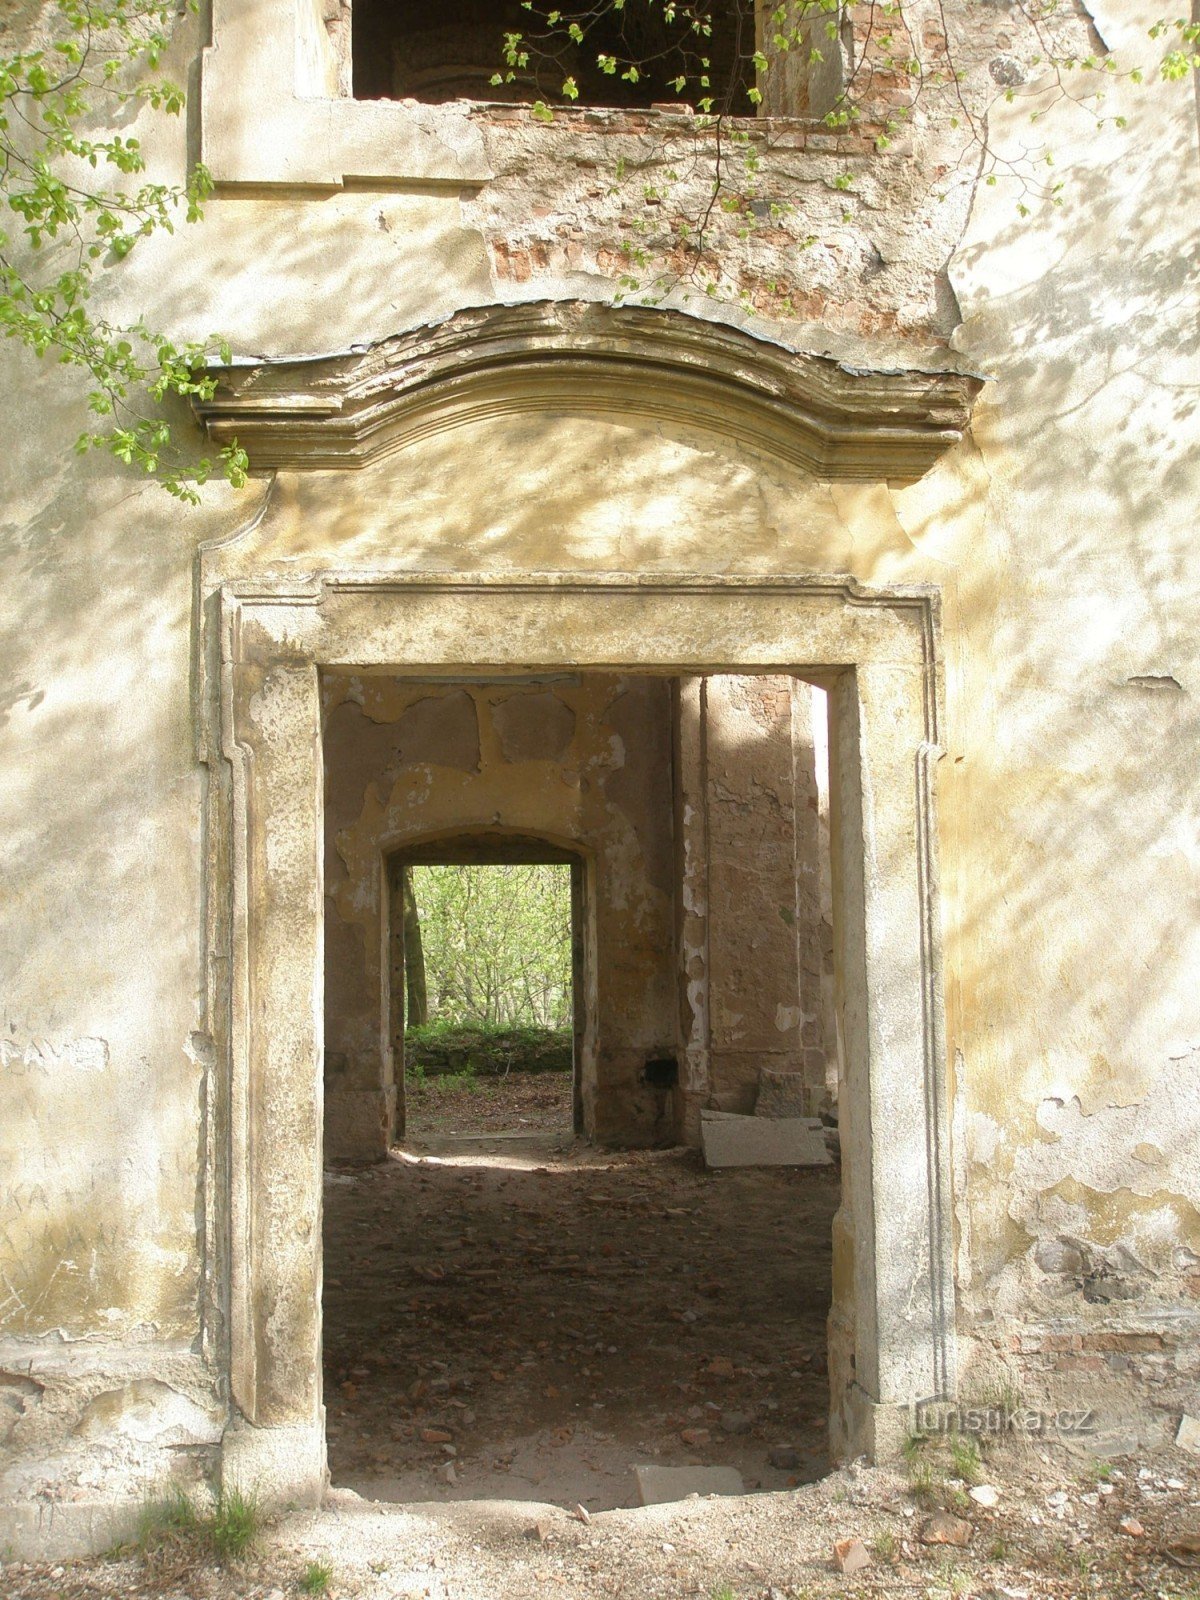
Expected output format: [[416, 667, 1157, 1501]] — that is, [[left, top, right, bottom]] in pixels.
[[390, 840, 584, 1144]]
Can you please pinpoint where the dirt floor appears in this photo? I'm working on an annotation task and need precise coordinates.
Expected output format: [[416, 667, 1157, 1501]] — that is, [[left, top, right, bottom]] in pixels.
[[323, 1114, 837, 1512], [402, 1067, 573, 1138]]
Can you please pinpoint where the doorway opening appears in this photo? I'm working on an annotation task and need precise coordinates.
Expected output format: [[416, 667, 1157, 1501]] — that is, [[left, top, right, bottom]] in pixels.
[[320, 669, 843, 1509], [217, 569, 956, 1502], [391, 847, 582, 1145]]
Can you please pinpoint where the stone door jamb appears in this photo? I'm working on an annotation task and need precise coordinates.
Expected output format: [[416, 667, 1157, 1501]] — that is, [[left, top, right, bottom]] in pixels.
[[214, 571, 955, 1501]]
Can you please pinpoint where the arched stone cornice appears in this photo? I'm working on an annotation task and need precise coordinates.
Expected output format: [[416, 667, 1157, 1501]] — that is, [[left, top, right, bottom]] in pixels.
[[193, 300, 983, 482]]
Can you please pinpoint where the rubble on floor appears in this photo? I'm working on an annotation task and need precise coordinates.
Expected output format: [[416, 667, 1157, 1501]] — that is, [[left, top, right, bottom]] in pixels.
[[6, 1450, 1200, 1600], [323, 1137, 836, 1510]]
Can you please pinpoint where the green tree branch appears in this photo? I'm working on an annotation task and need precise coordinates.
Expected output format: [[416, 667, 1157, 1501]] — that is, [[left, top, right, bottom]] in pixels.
[[1, 0, 247, 502]]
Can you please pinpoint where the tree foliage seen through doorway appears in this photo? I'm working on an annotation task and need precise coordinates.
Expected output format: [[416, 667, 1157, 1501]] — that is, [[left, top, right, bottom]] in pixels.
[[407, 863, 574, 1031]]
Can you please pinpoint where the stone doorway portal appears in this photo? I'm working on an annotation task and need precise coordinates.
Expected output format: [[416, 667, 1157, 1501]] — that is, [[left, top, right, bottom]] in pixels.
[[212, 573, 955, 1506], [317, 662, 846, 1507]]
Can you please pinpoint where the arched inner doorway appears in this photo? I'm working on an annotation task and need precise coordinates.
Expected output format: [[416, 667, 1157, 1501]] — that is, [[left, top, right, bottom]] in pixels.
[[387, 830, 590, 1142]]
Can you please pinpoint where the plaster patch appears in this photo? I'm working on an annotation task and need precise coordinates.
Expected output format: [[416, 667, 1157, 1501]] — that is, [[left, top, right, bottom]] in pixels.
[[184, 1032, 215, 1071], [1015, 1176, 1200, 1290], [1132, 1143, 1165, 1167], [968, 1111, 1004, 1168], [392, 691, 480, 772], [490, 690, 576, 763], [1020, 1063, 1200, 1205], [74, 1380, 223, 1446]]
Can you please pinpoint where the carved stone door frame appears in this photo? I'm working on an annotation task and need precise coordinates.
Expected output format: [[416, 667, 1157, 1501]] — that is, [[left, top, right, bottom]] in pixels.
[[211, 571, 955, 1501]]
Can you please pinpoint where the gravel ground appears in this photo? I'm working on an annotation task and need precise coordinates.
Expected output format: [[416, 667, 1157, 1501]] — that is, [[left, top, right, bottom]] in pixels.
[[4, 1449, 1199, 1600], [8, 1111, 1199, 1599]]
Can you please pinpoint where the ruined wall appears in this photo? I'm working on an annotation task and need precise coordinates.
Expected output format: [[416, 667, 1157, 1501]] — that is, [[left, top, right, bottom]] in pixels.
[[940, 18, 1200, 1441], [0, 0, 1197, 1551], [321, 673, 678, 1155], [706, 675, 830, 1115], [675, 676, 833, 1126]]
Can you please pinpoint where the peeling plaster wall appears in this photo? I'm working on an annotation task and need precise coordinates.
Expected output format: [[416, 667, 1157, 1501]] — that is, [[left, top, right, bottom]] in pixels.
[[0, 352, 223, 1526], [0, 0, 1197, 1546], [937, 0, 1200, 1443], [321, 673, 678, 1155]]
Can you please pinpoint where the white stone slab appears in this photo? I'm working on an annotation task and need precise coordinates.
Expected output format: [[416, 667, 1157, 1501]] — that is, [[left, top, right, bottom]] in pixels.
[[634, 1465, 746, 1506], [701, 1110, 830, 1168]]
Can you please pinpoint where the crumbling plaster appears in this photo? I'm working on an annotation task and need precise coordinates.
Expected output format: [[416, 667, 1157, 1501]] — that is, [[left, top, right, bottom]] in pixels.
[[196, 0, 1099, 352], [0, 0, 1196, 1553], [937, 0, 1200, 1431]]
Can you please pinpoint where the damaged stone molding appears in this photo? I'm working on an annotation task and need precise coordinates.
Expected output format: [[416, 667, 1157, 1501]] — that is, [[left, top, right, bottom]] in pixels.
[[207, 571, 955, 1494], [192, 302, 983, 483]]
